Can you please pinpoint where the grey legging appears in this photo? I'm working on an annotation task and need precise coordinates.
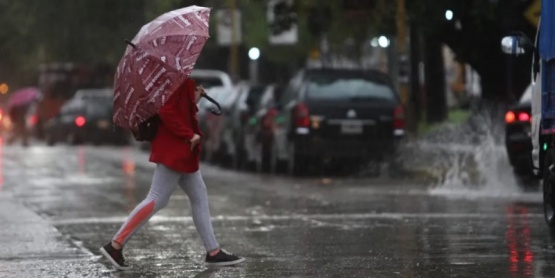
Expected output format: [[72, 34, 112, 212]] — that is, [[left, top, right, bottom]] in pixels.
[[113, 164, 219, 252]]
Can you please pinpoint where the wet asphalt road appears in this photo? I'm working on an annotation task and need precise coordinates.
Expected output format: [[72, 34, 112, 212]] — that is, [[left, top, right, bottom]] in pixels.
[[1, 143, 555, 277]]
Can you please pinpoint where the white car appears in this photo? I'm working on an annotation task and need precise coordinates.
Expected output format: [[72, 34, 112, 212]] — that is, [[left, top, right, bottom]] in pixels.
[[189, 70, 235, 161]]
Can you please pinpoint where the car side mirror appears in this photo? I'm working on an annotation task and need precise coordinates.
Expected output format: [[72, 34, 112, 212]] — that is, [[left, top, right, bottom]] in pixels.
[[501, 33, 534, 55]]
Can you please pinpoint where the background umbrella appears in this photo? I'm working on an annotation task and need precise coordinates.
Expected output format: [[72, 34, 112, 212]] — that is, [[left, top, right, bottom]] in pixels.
[[7, 87, 41, 108], [113, 6, 211, 129]]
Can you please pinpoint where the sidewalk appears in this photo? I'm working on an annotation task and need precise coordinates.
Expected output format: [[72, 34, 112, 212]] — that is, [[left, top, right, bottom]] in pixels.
[[0, 193, 111, 278]]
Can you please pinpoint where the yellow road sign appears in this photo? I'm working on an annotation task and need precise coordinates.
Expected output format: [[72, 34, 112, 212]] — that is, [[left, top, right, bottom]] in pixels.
[[524, 0, 541, 27]]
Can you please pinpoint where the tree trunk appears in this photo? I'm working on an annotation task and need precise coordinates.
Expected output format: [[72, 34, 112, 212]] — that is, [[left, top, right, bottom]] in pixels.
[[409, 24, 424, 132], [424, 36, 447, 124]]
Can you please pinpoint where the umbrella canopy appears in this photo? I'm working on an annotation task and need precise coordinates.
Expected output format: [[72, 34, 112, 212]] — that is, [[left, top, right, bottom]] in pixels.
[[113, 6, 211, 129], [7, 87, 41, 108]]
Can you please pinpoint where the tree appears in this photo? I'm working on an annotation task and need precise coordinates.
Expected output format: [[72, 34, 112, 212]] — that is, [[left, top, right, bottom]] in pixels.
[[407, 0, 537, 103], [0, 0, 152, 87]]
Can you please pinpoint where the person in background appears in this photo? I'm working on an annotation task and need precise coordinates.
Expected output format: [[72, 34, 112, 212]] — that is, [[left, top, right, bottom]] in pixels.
[[99, 78, 245, 270], [7, 104, 29, 147]]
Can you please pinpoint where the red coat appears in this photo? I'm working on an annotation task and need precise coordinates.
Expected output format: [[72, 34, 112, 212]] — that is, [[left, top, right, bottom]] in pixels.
[[149, 79, 202, 173]]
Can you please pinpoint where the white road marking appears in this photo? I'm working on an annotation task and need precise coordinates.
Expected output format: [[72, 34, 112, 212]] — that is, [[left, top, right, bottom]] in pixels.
[[50, 212, 544, 225]]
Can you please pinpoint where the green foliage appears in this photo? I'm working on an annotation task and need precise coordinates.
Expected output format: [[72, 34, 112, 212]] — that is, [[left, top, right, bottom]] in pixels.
[[0, 0, 148, 82], [0, 0, 535, 99]]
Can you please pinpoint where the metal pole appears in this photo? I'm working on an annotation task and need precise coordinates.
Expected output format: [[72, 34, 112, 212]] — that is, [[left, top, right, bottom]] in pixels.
[[396, 0, 409, 106], [228, 0, 240, 81], [318, 0, 329, 67], [249, 59, 259, 85]]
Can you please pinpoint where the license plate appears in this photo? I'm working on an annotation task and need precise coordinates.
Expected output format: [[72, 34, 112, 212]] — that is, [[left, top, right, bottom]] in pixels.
[[341, 123, 363, 134], [97, 120, 109, 129]]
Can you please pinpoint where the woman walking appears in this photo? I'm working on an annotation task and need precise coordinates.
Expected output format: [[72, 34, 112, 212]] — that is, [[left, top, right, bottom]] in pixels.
[[100, 79, 244, 270]]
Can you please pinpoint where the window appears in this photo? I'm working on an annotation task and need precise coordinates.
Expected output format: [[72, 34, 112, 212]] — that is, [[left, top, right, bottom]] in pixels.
[[306, 71, 395, 101], [520, 85, 532, 104], [86, 99, 112, 116], [245, 86, 265, 110], [280, 71, 304, 105], [192, 77, 224, 89]]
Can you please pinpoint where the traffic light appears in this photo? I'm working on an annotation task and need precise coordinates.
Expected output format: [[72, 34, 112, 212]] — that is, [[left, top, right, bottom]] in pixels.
[[269, 0, 297, 36], [308, 6, 332, 37]]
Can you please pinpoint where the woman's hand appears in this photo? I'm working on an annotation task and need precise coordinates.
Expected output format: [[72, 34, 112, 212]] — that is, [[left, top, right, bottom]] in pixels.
[[189, 134, 201, 150], [194, 85, 205, 103]]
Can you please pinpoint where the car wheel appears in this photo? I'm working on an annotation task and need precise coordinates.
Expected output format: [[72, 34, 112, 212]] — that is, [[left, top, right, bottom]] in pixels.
[[233, 144, 246, 170], [270, 140, 286, 174], [218, 143, 232, 168], [543, 150, 555, 228], [116, 135, 130, 146], [45, 132, 56, 146], [287, 143, 307, 176], [257, 144, 271, 173], [92, 136, 103, 146], [67, 133, 79, 145]]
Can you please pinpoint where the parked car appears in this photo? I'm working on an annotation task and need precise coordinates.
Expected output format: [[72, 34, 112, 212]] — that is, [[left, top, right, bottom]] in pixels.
[[0, 105, 13, 135], [1, 100, 40, 138], [45, 89, 129, 145], [218, 82, 266, 169], [271, 68, 405, 176], [73, 87, 112, 100], [190, 70, 235, 161], [25, 102, 42, 137], [505, 84, 532, 177]]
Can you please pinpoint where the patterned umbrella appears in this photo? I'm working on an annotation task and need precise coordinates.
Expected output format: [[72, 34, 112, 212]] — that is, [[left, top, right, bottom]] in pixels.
[[113, 6, 211, 129]]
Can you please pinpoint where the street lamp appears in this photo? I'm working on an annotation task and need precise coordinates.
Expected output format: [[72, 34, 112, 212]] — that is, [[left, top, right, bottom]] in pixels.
[[248, 47, 260, 61], [378, 36, 390, 48], [248, 47, 260, 85], [445, 10, 453, 21], [0, 83, 8, 95]]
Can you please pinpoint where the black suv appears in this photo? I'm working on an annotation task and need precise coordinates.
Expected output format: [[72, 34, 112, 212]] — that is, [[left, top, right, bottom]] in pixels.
[[271, 68, 405, 175]]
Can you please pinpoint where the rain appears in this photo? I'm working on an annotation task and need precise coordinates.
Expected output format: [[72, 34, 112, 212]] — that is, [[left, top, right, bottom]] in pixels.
[[0, 0, 553, 277]]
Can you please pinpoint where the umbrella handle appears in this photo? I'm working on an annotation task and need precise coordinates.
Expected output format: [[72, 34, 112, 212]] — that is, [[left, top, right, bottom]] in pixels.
[[201, 93, 222, 116], [125, 39, 137, 49]]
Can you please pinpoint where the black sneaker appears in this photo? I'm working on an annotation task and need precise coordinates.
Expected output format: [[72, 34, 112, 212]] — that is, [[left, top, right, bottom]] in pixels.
[[205, 249, 245, 267], [99, 242, 131, 270]]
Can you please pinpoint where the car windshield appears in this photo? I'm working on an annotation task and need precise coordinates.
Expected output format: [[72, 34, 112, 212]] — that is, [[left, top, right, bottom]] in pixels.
[[306, 72, 396, 101], [76, 89, 112, 99], [246, 86, 266, 107], [86, 98, 112, 116], [520, 84, 532, 104], [193, 77, 224, 89]]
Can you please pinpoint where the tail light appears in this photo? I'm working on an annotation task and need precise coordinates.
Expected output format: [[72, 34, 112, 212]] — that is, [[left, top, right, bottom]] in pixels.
[[518, 112, 531, 122], [262, 108, 278, 129], [393, 104, 405, 129], [505, 111, 516, 123], [294, 103, 310, 127], [75, 116, 86, 127], [0, 109, 3, 121], [505, 111, 531, 123]]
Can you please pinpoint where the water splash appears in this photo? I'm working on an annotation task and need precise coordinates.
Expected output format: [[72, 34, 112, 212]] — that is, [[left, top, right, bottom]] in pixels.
[[398, 110, 527, 199]]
